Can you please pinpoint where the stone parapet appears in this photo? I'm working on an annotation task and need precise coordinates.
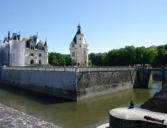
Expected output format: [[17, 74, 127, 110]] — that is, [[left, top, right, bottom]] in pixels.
[[109, 107, 167, 128]]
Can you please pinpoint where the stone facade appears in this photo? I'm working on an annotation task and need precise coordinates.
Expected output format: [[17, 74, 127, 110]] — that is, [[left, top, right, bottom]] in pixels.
[[0, 31, 48, 66], [70, 25, 88, 67]]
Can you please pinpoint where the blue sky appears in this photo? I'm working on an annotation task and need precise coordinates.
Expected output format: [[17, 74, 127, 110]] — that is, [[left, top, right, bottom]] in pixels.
[[0, 0, 167, 53]]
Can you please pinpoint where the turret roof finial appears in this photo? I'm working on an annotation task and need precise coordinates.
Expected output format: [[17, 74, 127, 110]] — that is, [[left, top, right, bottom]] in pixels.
[[77, 24, 81, 34], [44, 37, 47, 46]]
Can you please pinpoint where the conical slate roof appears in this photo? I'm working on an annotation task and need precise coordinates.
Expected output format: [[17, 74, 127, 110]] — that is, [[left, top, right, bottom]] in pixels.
[[72, 24, 84, 44]]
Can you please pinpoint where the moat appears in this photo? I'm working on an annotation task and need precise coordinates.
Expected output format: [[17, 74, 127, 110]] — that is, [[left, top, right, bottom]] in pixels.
[[0, 81, 161, 128]]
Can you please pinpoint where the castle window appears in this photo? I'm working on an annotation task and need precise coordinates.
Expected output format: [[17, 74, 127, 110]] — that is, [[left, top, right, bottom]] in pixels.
[[30, 53, 34, 56], [72, 52, 75, 57], [30, 45, 34, 50], [26, 42, 30, 48], [30, 59, 34, 64], [39, 53, 42, 57], [39, 60, 41, 65]]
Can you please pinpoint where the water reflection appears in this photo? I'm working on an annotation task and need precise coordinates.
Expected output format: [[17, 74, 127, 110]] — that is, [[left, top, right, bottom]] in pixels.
[[0, 81, 161, 128]]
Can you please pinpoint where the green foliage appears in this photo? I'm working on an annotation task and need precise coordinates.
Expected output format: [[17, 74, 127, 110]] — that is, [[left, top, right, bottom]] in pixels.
[[89, 45, 161, 66], [49, 52, 71, 66], [48, 44, 167, 66], [154, 44, 167, 65], [89, 53, 107, 66]]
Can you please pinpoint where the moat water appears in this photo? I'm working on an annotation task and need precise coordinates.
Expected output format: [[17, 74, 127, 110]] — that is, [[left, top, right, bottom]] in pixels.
[[0, 81, 161, 128]]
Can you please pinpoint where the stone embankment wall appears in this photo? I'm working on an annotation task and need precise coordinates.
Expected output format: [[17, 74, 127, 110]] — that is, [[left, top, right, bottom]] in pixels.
[[0, 67, 77, 100], [76, 67, 136, 100], [152, 70, 162, 81], [133, 67, 152, 88], [141, 67, 167, 113], [0, 66, 136, 101]]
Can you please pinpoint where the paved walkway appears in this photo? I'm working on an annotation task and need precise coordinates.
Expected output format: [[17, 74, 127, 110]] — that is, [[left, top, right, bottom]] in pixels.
[[0, 103, 61, 128]]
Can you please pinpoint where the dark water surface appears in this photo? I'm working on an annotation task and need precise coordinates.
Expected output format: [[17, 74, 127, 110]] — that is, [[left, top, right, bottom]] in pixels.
[[0, 81, 161, 128]]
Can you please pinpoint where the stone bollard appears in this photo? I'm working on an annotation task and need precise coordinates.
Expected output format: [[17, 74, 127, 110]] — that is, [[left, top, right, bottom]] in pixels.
[[109, 107, 167, 128]]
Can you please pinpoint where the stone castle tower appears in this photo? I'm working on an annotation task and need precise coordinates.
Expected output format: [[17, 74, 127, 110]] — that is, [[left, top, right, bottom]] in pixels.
[[0, 31, 48, 66], [69, 25, 88, 67]]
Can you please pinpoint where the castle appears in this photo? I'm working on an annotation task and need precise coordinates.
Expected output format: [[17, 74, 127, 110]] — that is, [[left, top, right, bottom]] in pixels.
[[0, 25, 88, 67], [0, 31, 48, 66], [70, 24, 88, 67]]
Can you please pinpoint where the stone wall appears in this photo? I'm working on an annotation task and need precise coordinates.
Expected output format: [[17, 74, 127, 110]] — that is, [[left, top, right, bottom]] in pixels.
[[109, 107, 167, 128], [134, 67, 151, 88], [25, 46, 48, 66], [141, 67, 167, 113], [0, 67, 76, 100], [9, 40, 25, 66], [152, 70, 162, 81], [110, 115, 167, 128], [0, 43, 10, 66], [0, 67, 136, 101], [76, 68, 136, 100]]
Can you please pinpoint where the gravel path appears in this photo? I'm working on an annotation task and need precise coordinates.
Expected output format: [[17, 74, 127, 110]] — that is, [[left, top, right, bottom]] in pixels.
[[0, 103, 61, 128]]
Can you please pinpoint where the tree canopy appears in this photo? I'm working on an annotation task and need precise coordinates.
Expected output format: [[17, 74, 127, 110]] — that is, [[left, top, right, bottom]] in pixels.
[[48, 52, 71, 66], [48, 44, 167, 66]]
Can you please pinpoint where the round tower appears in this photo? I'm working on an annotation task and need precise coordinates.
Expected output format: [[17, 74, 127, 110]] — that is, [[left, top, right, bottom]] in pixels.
[[70, 24, 88, 67]]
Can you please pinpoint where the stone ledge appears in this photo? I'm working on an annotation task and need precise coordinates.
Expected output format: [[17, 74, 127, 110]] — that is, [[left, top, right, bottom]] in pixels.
[[0, 103, 61, 128]]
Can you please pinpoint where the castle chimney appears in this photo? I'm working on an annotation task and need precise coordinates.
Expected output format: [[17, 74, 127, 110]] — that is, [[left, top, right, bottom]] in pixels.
[[8, 31, 10, 41]]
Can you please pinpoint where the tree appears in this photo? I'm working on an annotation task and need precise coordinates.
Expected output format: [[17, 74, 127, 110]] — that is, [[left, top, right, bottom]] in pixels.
[[49, 52, 71, 66]]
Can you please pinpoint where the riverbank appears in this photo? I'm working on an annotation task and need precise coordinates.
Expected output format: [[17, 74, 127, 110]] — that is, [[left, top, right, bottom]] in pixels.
[[141, 88, 167, 113], [0, 102, 60, 128], [0, 82, 160, 128]]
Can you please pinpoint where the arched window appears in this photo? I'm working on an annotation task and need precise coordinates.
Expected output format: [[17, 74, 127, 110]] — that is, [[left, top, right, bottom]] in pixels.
[[26, 42, 30, 48], [30, 59, 34, 64]]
